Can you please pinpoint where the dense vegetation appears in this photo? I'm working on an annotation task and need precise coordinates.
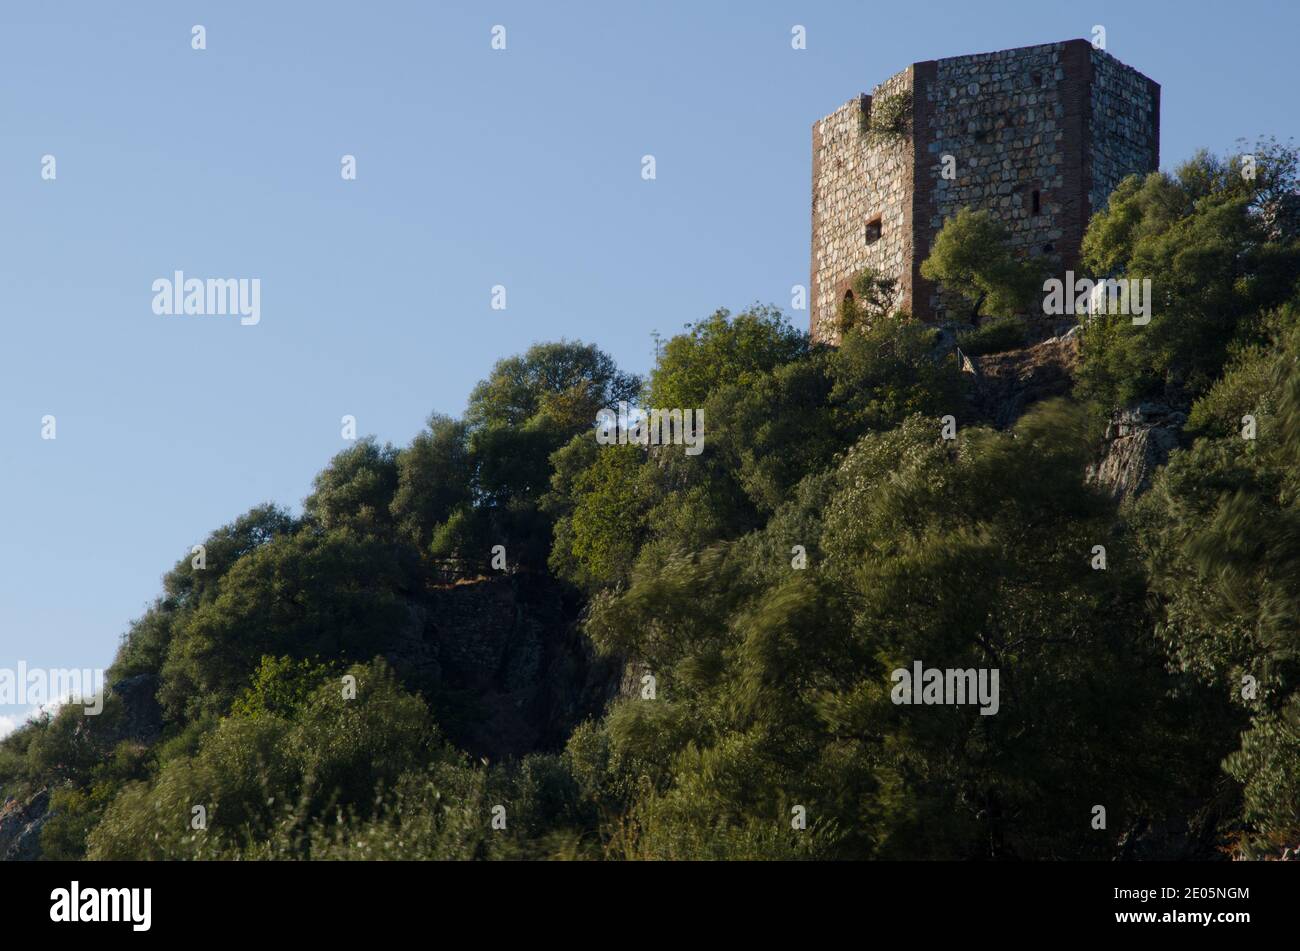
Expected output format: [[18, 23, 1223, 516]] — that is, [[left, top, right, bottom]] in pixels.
[[3, 142, 1298, 860]]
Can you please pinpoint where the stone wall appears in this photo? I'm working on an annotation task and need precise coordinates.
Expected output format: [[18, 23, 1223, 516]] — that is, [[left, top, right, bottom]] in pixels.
[[1088, 48, 1160, 215], [919, 42, 1076, 322], [1086, 402, 1185, 500], [810, 68, 914, 344]]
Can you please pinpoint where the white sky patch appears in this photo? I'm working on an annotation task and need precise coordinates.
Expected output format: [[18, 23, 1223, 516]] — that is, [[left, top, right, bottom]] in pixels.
[[0, 703, 62, 739], [0, 710, 33, 739]]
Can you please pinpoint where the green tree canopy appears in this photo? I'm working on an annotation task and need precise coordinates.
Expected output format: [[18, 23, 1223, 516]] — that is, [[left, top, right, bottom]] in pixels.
[[920, 207, 1046, 322]]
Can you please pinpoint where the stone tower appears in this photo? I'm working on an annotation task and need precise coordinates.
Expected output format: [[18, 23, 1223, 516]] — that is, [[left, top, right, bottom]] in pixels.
[[810, 39, 1160, 342]]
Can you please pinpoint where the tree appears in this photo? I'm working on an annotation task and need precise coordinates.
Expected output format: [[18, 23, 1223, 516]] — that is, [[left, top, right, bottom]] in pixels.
[[1132, 301, 1300, 855], [157, 530, 420, 721], [87, 660, 440, 860], [304, 438, 400, 534], [549, 443, 645, 589], [838, 269, 899, 336], [646, 306, 807, 409], [578, 403, 1191, 859], [390, 414, 473, 550], [453, 341, 641, 569], [466, 340, 640, 432], [109, 505, 297, 683], [920, 207, 1046, 322], [1077, 142, 1300, 408]]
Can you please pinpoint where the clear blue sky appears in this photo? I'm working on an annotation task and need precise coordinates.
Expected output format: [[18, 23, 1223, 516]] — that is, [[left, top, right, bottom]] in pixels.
[[2, 0, 1297, 732]]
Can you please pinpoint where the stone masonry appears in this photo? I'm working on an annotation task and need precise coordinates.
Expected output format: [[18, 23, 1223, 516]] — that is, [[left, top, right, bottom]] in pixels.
[[810, 40, 1159, 342]]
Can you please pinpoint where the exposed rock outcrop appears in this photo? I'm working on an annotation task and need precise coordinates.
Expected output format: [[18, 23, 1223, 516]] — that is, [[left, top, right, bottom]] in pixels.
[[1086, 402, 1186, 501], [412, 575, 620, 761], [953, 330, 1186, 503], [109, 673, 163, 744], [0, 789, 49, 861], [964, 329, 1081, 428]]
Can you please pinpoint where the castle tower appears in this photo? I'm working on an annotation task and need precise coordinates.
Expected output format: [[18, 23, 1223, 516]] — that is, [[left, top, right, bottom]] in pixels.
[[810, 39, 1160, 342]]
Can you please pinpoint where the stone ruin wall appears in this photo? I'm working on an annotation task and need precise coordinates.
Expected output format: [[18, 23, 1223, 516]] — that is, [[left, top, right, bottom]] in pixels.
[[810, 67, 914, 344], [919, 42, 1076, 322], [1088, 48, 1161, 216]]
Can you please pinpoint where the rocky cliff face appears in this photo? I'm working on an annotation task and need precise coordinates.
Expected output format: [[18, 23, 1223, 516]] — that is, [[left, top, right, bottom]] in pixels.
[[387, 573, 621, 762], [0, 673, 165, 862], [0, 789, 49, 861], [2, 330, 1193, 863], [110, 673, 164, 744], [958, 328, 1185, 502], [963, 328, 1081, 428], [1086, 402, 1186, 501]]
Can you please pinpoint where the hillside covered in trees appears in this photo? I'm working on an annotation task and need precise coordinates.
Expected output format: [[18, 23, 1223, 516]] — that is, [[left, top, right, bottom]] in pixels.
[[2, 142, 1299, 860]]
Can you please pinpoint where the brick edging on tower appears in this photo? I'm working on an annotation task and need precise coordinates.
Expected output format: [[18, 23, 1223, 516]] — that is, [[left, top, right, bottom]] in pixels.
[[910, 60, 938, 322], [1059, 38, 1092, 277], [810, 117, 823, 338]]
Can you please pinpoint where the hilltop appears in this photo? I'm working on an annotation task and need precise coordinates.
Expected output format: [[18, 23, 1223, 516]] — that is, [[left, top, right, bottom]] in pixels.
[[3, 140, 1299, 860]]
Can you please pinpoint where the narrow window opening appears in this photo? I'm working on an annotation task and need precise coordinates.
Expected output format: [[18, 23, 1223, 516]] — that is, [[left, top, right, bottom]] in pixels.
[[864, 217, 883, 243], [1031, 71, 1043, 87], [1031, 190, 1041, 215]]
